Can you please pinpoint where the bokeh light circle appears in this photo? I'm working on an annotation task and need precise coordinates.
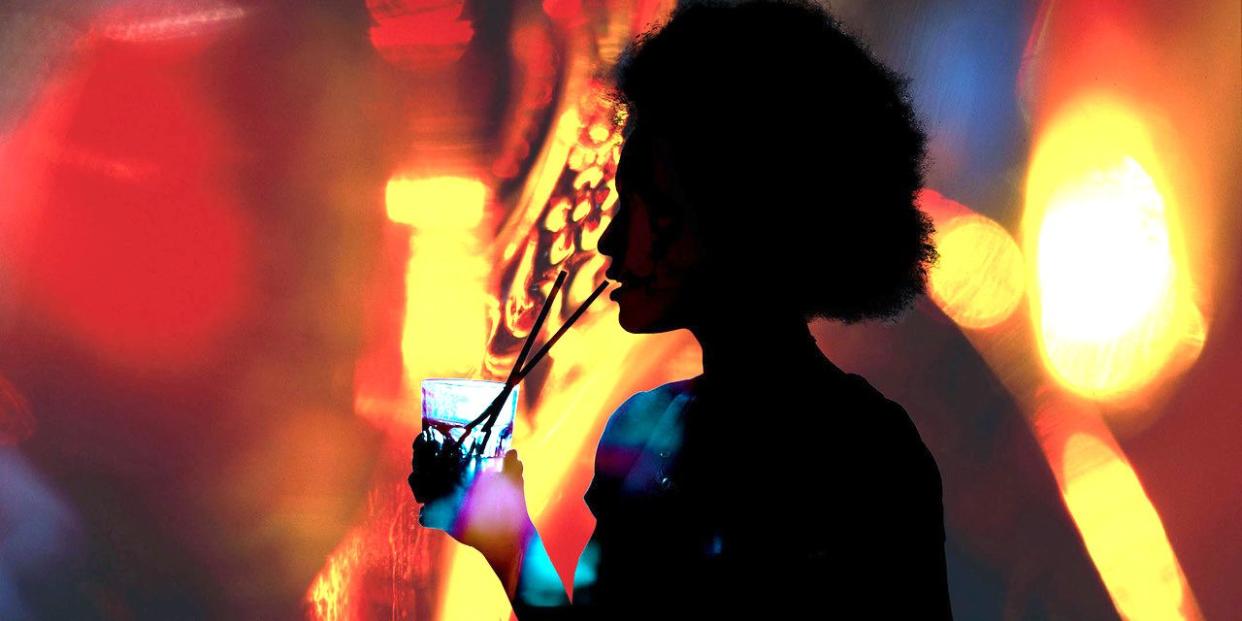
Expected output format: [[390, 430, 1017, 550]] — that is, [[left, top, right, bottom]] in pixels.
[[928, 214, 1026, 330], [1023, 95, 1203, 400]]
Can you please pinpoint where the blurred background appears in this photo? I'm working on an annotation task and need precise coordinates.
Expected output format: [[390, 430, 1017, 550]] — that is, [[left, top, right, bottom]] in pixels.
[[0, 0, 1238, 619]]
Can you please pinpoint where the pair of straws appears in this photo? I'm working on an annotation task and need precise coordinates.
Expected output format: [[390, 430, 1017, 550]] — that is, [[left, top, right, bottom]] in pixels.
[[447, 270, 610, 457]]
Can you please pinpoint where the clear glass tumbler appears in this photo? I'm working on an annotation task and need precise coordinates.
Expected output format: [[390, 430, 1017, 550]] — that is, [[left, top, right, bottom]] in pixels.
[[420, 378, 518, 460]]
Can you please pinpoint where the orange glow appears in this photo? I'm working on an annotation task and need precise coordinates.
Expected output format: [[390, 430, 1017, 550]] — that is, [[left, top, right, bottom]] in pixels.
[[305, 176, 493, 620], [928, 213, 1026, 330], [307, 532, 364, 621], [1034, 400, 1202, 620], [1024, 96, 1204, 400]]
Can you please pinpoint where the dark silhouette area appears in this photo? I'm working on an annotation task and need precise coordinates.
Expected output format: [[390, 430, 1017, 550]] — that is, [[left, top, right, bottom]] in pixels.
[[411, 1, 951, 617]]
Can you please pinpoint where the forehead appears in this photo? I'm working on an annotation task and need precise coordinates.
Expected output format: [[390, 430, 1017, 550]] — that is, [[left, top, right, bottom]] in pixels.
[[615, 130, 648, 190], [616, 128, 672, 193]]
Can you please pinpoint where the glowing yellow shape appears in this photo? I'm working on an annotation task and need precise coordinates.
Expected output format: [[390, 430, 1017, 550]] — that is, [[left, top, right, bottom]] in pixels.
[[1024, 96, 1202, 399], [573, 166, 603, 191], [929, 214, 1025, 329], [1039, 157, 1172, 340], [387, 176, 487, 229], [1060, 433, 1188, 620], [389, 176, 492, 412], [438, 547, 511, 620], [571, 199, 591, 222], [588, 123, 610, 143], [544, 198, 571, 232], [383, 176, 505, 619]]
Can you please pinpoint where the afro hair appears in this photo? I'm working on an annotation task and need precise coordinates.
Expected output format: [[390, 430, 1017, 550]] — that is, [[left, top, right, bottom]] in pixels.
[[612, 0, 937, 322]]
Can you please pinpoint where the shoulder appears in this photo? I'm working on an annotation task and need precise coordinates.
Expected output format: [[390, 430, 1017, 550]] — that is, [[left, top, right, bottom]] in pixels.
[[807, 374, 945, 550], [586, 378, 697, 516], [839, 373, 942, 493], [840, 374, 924, 442], [618, 377, 697, 411], [599, 377, 697, 442]]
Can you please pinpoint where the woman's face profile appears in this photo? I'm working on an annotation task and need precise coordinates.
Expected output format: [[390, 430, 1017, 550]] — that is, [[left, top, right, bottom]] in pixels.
[[599, 128, 707, 335]]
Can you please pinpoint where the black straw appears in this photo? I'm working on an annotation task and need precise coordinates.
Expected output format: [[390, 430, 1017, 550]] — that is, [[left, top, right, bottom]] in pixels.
[[471, 271, 567, 456], [447, 273, 610, 457]]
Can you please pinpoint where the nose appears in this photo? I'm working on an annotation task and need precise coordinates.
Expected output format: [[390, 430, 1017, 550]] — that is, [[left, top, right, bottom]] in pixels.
[[597, 199, 624, 260]]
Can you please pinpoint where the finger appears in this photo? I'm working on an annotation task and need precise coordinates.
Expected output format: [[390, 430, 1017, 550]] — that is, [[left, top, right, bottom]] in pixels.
[[408, 471, 426, 503], [412, 431, 431, 457]]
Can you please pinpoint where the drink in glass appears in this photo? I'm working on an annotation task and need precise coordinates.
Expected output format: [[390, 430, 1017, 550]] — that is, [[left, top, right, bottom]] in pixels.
[[420, 378, 518, 461]]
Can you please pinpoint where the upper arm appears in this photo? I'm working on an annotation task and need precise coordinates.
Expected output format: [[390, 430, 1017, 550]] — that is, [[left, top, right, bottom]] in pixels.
[[583, 384, 685, 515], [583, 389, 649, 516]]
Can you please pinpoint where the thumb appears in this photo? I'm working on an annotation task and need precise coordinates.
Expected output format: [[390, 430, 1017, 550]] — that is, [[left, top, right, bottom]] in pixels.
[[502, 449, 524, 481]]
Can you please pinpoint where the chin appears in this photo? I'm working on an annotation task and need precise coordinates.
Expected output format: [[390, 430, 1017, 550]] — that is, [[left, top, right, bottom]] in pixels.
[[616, 309, 655, 334], [616, 304, 681, 335]]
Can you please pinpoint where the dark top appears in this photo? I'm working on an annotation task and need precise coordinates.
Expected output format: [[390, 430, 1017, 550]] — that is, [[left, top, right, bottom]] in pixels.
[[572, 356, 952, 619]]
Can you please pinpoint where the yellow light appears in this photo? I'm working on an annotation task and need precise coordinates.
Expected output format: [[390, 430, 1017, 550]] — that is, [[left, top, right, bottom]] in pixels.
[[1033, 400, 1202, 621], [1060, 432, 1186, 620], [384, 176, 501, 618], [928, 214, 1025, 330], [386, 176, 487, 229], [1024, 96, 1202, 399], [389, 176, 492, 415], [586, 123, 608, 143]]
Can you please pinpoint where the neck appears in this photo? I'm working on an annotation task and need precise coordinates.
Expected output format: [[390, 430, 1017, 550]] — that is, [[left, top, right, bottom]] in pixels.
[[689, 308, 823, 379]]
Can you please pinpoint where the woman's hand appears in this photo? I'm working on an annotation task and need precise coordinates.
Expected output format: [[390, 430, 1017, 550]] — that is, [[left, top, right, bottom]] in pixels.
[[411, 433, 570, 609], [409, 430, 534, 554]]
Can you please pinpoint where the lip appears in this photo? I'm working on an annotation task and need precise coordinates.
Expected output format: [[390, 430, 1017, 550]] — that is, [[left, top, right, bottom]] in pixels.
[[605, 271, 653, 301], [605, 269, 651, 287]]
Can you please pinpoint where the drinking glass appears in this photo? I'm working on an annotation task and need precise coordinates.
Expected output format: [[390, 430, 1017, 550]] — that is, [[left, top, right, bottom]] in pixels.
[[420, 378, 518, 461]]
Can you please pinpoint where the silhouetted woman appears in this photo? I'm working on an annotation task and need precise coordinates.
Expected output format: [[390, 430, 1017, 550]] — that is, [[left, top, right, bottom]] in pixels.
[[410, 1, 951, 618]]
